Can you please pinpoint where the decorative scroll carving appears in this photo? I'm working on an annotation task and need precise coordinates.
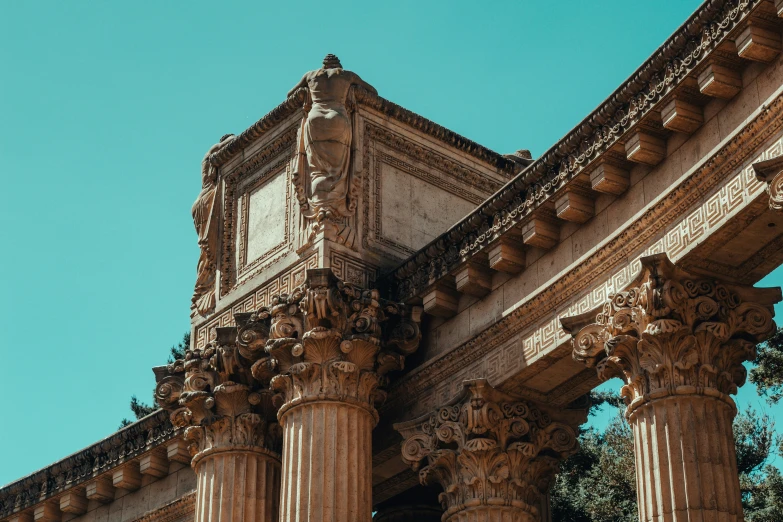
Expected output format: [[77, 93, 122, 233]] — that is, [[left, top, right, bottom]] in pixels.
[[561, 253, 780, 416], [192, 134, 235, 317], [395, 379, 582, 522], [288, 54, 378, 248], [156, 324, 282, 463], [262, 268, 422, 420], [753, 154, 783, 212]]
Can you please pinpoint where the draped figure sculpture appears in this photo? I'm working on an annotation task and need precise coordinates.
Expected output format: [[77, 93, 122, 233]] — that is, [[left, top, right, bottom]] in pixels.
[[191, 134, 235, 317], [288, 54, 377, 244]]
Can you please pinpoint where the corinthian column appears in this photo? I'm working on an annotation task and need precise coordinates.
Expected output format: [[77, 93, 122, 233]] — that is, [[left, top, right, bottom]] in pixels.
[[155, 324, 283, 522], [562, 253, 781, 522], [261, 269, 421, 522], [395, 379, 584, 522]]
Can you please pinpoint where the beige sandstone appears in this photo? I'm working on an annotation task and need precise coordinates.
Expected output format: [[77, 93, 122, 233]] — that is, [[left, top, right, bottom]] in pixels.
[[4, 3, 783, 522]]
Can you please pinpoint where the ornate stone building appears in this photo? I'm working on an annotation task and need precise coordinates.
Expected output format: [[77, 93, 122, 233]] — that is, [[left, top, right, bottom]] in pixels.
[[4, 1, 783, 521]]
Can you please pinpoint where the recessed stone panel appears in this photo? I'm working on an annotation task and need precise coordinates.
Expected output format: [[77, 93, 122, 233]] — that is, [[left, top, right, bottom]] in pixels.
[[244, 171, 288, 266], [378, 161, 476, 254]]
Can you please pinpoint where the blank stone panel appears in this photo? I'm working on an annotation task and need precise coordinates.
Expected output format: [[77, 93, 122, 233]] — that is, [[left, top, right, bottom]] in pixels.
[[379, 162, 475, 252], [245, 172, 287, 264]]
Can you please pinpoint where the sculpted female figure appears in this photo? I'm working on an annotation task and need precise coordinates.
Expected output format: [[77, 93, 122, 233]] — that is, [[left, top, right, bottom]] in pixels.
[[288, 54, 377, 220], [191, 134, 234, 316]]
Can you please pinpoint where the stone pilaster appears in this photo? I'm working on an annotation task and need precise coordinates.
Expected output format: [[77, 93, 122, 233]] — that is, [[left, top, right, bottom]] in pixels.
[[252, 268, 422, 522], [395, 380, 584, 522], [562, 253, 781, 522], [155, 327, 282, 522]]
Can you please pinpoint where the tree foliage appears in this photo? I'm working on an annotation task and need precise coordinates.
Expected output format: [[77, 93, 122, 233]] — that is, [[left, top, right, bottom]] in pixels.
[[119, 332, 190, 427], [551, 389, 783, 521], [750, 326, 783, 405]]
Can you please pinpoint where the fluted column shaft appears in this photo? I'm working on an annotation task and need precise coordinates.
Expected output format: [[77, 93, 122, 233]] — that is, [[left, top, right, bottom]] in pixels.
[[279, 401, 374, 522], [630, 395, 741, 522], [193, 449, 281, 522], [562, 254, 781, 522]]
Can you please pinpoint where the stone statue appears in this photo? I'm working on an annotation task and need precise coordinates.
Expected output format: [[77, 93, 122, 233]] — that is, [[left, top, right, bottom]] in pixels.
[[191, 134, 235, 317], [288, 54, 377, 231]]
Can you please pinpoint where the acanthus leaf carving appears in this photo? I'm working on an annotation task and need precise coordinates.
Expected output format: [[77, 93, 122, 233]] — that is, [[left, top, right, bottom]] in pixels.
[[255, 268, 422, 422], [562, 253, 780, 417], [395, 379, 584, 522]]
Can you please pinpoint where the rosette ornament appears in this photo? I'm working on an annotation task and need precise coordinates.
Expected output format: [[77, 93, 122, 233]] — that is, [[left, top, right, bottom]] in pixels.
[[395, 380, 584, 522], [561, 253, 781, 522]]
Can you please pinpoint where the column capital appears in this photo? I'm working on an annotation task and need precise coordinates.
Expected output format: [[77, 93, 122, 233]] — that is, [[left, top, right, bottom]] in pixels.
[[562, 253, 780, 416], [263, 268, 422, 422], [394, 379, 583, 522], [154, 326, 282, 464]]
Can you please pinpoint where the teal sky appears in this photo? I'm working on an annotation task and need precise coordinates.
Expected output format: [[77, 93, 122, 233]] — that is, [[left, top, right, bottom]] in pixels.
[[1, 0, 781, 486]]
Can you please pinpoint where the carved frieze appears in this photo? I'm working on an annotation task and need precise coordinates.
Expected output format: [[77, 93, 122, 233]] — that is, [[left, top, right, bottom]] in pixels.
[[382, 95, 783, 420], [561, 253, 780, 416], [0, 412, 176, 519]]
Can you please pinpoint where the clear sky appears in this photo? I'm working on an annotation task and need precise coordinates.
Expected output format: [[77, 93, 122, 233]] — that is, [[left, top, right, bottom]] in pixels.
[[1, 0, 780, 486]]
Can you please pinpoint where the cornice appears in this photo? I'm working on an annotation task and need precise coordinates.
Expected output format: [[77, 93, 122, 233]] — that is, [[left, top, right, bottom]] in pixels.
[[208, 87, 516, 176], [0, 410, 175, 519], [382, 88, 783, 417], [389, 0, 764, 300]]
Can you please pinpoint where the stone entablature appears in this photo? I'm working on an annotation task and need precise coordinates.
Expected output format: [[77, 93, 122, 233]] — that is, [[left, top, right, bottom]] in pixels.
[[378, 95, 783, 428], [0, 412, 190, 522], [390, 0, 782, 302]]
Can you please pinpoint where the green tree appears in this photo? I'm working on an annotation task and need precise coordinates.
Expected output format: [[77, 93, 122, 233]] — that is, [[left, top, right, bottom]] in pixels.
[[551, 391, 782, 521], [750, 326, 783, 405], [119, 332, 190, 427]]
